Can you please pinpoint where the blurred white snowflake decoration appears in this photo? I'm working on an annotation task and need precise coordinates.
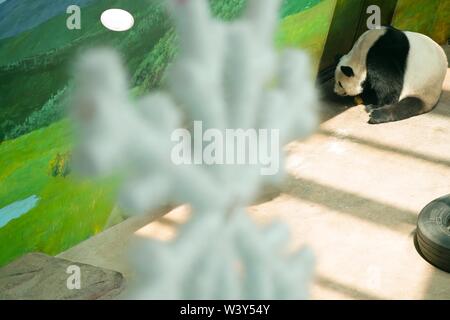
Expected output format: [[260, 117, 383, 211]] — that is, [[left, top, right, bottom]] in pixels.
[[71, 0, 318, 299]]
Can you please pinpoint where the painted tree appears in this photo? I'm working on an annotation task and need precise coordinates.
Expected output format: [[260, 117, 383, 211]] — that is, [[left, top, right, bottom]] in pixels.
[[71, 0, 318, 299]]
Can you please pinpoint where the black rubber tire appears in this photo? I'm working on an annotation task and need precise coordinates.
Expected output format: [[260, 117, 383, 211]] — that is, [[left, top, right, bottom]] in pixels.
[[416, 229, 450, 260], [417, 228, 450, 258], [416, 233, 450, 273], [416, 195, 450, 273]]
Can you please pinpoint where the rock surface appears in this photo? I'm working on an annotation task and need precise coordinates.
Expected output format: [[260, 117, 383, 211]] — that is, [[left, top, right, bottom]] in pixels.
[[0, 253, 125, 300]]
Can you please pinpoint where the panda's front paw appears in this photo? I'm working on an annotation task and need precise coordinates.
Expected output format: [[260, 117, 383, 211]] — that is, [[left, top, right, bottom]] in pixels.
[[368, 109, 393, 124], [365, 104, 382, 113], [365, 104, 375, 113]]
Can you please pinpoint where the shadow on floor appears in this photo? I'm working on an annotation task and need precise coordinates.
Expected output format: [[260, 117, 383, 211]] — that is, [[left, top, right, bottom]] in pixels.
[[284, 176, 417, 231], [318, 129, 450, 168], [257, 176, 417, 232], [317, 80, 356, 123]]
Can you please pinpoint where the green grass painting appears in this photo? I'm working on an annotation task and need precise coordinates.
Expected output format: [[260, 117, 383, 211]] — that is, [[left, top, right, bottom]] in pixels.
[[0, 120, 119, 266], [276, 0, 336, 73]]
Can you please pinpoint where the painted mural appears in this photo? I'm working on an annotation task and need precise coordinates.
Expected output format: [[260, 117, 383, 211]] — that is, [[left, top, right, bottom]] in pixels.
[[0, 0, 333, 267], [392, 0, 449, 45]]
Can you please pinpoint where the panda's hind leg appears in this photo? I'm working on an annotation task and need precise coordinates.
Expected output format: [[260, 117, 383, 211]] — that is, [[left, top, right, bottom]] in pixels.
[[368, 97, 428, 124]]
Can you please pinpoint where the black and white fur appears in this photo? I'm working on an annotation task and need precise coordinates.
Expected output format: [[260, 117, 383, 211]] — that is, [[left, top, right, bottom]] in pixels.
[[335, 26, 448, 124]]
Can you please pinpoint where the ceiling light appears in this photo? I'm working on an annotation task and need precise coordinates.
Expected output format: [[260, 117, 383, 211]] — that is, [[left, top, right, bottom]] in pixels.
[[100, 9, 134, 32]]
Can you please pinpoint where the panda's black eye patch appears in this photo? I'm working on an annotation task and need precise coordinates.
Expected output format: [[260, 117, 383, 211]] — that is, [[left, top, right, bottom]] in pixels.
[[341, 66, 355, 77]]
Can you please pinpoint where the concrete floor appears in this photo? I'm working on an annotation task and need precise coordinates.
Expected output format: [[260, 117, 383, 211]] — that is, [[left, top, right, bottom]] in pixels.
[[60, 49, 450, 300], [248, 69, 450, 300]]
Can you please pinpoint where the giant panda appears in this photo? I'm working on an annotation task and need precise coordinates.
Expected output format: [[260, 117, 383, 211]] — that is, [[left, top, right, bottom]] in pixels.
[[334, 26, 448, 124]]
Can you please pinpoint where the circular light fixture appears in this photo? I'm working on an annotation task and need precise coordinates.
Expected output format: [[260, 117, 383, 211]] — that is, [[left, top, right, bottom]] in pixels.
[[100, 9, 134, 32]]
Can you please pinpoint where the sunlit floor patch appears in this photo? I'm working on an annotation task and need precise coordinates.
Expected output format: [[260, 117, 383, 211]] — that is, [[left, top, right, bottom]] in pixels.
[[0, 195, 39, 228]]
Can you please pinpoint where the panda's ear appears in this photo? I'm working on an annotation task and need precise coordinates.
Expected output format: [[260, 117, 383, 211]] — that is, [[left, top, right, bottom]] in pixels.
[[341, 66, 354, 77]]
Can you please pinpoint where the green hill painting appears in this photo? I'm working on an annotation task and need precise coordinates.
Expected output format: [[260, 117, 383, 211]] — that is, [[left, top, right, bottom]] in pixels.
[[0, 0, 335, 266]]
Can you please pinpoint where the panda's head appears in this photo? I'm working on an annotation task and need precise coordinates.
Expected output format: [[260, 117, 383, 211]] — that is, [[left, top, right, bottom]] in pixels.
[[334, 55, 365, 97]]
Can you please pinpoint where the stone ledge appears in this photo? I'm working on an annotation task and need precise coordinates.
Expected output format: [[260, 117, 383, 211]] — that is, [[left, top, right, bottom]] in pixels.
[[0, 253, 125, 300]]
